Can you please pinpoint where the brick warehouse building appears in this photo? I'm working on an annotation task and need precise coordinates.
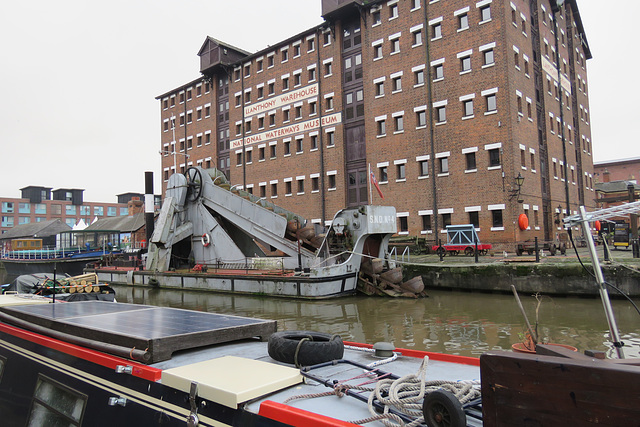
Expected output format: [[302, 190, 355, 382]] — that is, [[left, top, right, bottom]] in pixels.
[[156, 0, 595, 249]]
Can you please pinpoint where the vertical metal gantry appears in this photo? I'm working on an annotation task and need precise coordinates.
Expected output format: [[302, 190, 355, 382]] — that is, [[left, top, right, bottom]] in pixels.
[[564, 203, 640, 359]]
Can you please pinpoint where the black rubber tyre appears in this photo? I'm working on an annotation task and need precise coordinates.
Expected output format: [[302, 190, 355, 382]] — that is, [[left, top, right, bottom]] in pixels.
[[423, 390, 466, 427], [268, 331, 344, 366], [464, 247, 474, 257]]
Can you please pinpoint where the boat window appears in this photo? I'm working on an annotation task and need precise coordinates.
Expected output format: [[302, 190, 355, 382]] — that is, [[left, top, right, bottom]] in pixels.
[[28, 375, 87, 426]]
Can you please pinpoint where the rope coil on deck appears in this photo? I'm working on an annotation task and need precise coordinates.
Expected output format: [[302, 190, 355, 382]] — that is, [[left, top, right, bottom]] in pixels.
[[284, 354, 480, 426]]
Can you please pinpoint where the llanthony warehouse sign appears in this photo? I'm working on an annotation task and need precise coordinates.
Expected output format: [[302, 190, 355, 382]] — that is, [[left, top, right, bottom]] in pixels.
[[231, 112, 342, 149], [244, 84, 319, 117]]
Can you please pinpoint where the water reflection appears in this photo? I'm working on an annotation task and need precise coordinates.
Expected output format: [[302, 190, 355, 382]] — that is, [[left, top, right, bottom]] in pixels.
[[115, 286, 640, 359]]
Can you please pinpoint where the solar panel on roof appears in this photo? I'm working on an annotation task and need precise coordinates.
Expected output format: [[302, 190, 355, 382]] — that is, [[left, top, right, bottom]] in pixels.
[[1, 301, 276, 364]]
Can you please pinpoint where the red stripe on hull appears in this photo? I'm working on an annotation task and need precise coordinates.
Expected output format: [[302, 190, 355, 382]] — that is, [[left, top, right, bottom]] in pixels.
[[0, 322, 162, 381]]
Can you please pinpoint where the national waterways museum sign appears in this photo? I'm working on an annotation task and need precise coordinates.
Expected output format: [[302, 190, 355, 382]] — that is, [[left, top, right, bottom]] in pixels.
[[231, 112, 342, 149]]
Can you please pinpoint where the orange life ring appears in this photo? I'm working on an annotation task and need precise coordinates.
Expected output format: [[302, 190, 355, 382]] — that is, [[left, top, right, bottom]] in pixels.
[[518, 213, 529, 231], [201, 233, 211, 247]]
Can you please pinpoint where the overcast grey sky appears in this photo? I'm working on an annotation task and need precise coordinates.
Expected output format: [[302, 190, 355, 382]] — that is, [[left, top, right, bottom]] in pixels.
[[0, 0, 635, 202]]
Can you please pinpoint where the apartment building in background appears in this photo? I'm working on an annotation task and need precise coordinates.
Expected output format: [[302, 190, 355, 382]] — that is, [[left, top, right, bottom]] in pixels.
[[1, 186, 137, 234], [156, 0, 595, 248]]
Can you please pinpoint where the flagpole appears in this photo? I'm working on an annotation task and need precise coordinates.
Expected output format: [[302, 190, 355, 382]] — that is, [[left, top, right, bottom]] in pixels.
[[368, 163, 373, 204]]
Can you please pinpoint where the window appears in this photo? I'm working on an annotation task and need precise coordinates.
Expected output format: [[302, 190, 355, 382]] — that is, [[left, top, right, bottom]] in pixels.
[[491, 209, 503, 229], [28, 375, 87, 427], [282, 77, 289, 91], [328, 174, 336, 190], [372, 8, 381, 25], [295, 104, 302, 119], [414, 69, 424, 86], [390, 38, 400, 54], [259, 146, 265, 161], [419, 159, 429, 177], [294, 73, 302, 87], [433, 63, 444, 80], [460, 56, 471, 73], [327, 130, 335, 147], [416, 110, 427, 128], [468, 211, 479, 228], [375, 80, 385, 97], [323, 31, 332, 45], [393, 115, 404, 132], [379, 166, 388, 183], [283, 108, 290, 122], [325, 95, 334, 111], [271, 182, 278, 198], [270, 144, 277, 158], [269, 113, 276, 127], [396, 163, 406, 180], [439, 157, 449, 174], [398, 216, 409, 233], [281, 48, 289, 62], [310, 134, 318, 150], [442, 213, 452, 228], [421, 214, 432, 231], [296, 138, 303, 153], [485, 94, 497, 113], [392, 75, 402, 92], [285, 180, 292, 196], [466, 152, 476, 170], [373, 44, 383, 60], [293, 43, 301, 57], [412, 28, 423, 46], [412, 0, 421, 9], [312, 176, 319, 192], [458, 13, 469, 30], [463, 99, 474, 117], [268, 81, 275, 95], [324, 61, 333, 76], [297, 178, 305, 194], [309, 101, 317, 116], [436, 106, 446, 123], [389, 2, 398, 19], [66, 205, 76, 215], [431, 22, 442, 39], [377, 119, 386, 136], [308, 67, 317, 82], [488, 148, 500, 167], [483, 49, 494, 66], [284, 140, 291, 155], [260, 184, 266, 199], [308, 37, 315, 52], [480, 5, 491, 22]]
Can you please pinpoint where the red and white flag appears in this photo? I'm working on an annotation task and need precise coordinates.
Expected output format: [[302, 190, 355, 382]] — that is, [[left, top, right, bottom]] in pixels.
[[370, 170, 384, 199]]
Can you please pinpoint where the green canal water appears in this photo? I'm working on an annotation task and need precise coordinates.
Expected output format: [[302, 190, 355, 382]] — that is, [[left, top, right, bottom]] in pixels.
[[114, 286, 640, 359]]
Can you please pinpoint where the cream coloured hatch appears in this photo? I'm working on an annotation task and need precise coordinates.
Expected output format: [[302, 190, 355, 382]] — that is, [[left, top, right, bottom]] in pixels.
[[161, 355, 302, 409]]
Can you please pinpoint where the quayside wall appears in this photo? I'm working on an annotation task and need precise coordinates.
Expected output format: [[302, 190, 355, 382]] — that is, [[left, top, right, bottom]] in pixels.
[[402, 263, 640, 297]]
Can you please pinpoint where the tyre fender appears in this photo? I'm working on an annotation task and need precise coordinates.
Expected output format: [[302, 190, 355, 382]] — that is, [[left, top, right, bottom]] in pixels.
[[268, 331, 344, 367]]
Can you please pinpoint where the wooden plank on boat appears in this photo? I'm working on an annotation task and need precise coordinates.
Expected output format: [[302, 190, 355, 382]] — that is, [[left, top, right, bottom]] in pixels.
[[480, 350, 640, 426]]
